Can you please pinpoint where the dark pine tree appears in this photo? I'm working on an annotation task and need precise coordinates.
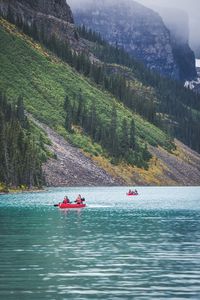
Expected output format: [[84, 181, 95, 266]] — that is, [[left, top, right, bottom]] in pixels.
[[64, 95, 73, 132], [120, 118, 129, 156], [109, 104, 119, 157], [130, 118, 136, 150]]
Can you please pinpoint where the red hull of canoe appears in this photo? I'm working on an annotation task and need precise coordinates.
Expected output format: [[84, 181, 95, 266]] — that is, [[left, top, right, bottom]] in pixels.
[[59, 203, 86, 209], [126, 193, 138, 196]]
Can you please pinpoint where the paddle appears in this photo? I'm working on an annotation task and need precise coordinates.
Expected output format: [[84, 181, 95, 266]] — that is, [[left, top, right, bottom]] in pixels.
[[54, 204, 59, 207]]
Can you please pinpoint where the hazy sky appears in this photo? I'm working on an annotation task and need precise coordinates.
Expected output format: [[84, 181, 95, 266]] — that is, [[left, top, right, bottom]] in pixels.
[[68, 0, 200, 50], [136, 0, 200, 46]]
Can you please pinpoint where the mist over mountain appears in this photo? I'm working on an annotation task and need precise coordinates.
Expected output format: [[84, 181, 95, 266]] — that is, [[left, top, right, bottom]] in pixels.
[[155, 7, 189, 44], [70, 0, 196, 80], [69, 0, 200, 57], [136, 0, 200, 57]]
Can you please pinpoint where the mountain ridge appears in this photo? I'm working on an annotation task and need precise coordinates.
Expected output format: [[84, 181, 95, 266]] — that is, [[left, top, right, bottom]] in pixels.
[[0, 0, 74, 23], [0, 0, 79, 49], [0, 18, 178, 186], [1, 0, 200, 188], [71, 0, 197, 81]]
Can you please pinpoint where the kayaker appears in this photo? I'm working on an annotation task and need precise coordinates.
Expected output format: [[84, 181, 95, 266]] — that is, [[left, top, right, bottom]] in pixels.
[[63, 196, 70, 204], [75, 194, 83, 204], [75, 194, 82, 204]]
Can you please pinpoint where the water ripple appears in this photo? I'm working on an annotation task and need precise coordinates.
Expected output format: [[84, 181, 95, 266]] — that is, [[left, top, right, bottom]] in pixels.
[[0, 187, 200, 299]]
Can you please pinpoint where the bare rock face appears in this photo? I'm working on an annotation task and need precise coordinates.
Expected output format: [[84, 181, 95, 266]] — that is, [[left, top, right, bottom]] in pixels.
[[17, 0, 74, 23], [0, 0, 74, 23], [156, 7, 197, 81], [72, 0, 196, 81], [0, 0, 78, 47]]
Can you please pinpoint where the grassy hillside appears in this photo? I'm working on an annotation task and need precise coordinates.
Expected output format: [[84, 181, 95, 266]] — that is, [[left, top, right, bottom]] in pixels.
[[0, 18, 174, 169], [82, 28, 200, 154]]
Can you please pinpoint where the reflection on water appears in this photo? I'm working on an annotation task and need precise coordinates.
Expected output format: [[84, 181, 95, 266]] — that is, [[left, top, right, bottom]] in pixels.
[[0, 187, 200, 299]]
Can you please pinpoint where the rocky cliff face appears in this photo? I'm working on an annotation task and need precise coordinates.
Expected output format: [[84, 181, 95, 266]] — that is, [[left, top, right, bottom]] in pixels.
[[155, 7, 197, 81], [0, 0, 78, 46], [72, 0, 196, 81], [172, 41, 197, 81], [0, 0, 74, 23], [17, 0, 74, 23]]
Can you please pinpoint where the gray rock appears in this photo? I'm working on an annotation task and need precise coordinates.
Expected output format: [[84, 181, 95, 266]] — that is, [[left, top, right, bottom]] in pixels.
[[1, 0, 74, 23], [0, 0, 78, 48], [72, 0, 196, 81]]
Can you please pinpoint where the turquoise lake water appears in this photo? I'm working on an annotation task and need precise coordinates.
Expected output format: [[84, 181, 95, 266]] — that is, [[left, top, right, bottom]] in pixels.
[[0, 186, 200, 299]]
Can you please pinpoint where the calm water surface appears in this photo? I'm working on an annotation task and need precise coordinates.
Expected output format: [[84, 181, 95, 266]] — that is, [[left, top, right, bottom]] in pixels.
[[0, 186, 200, 299]]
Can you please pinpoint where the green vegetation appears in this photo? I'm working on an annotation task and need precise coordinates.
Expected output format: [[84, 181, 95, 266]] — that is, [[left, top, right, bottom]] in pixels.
[[7, 17, 199, 154], [78, 25, 200, 153], [0, 19, 173, 170], [0, 93, 46, 188]]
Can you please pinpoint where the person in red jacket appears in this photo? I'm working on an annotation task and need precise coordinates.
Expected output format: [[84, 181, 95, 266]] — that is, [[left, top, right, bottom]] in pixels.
[[75, 194, 82, 204], [63, 196, 70, 204], [75, 195, 86, 204]]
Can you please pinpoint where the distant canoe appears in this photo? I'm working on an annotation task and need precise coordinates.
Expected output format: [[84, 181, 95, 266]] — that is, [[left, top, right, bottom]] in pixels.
[[54, 203, 86, 209], [126, 192, 138, 196]]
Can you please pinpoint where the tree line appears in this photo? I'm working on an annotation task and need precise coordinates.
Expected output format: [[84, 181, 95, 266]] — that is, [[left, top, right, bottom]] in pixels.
[[5, 11, 160, 126], [63, 93, 151, 168], [0, 93, 44, 188], [4, 11, 200, 154], [78, 25, 200, 153]]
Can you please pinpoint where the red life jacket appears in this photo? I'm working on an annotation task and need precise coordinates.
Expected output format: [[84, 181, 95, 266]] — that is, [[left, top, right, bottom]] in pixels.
[[76, 198, 82, 204]]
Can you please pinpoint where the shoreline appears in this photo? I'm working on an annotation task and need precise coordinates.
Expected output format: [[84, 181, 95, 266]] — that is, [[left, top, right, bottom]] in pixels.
[[1, 184, 199, 196], [0, 187, 45, 195]]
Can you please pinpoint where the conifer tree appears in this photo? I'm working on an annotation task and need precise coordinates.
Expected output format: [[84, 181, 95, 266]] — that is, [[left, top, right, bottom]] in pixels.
[[120, 118, 129, 155], [89, 101, 97, 139], [16, 96, 26, 128], [64, 95, 73, 132], [109, 104, 119, 157], [64, 95, 70, 112], [130, 118, 136, 150], [65, 111, 73, 132], [76, 91, 84, 125], [0, 93, 44, 188]]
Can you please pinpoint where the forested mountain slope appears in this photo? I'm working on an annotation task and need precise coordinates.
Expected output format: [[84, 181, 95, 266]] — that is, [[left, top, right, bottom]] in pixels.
[[1, 0, 200, 154], [0, 93, 47, 191], [1, 18, 200, 186], [72, 0, 197, 81], [78, 26, 200, 154], [0, 19, 170, 160], [1, 0, 200, 188]]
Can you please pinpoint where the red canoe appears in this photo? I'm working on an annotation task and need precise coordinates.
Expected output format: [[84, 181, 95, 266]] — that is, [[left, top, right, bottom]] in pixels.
[[58, 203, 86, 209], [126, 193, 138, 196]]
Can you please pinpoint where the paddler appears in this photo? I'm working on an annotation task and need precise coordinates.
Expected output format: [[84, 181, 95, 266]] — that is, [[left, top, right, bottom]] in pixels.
[[63, 196, 70, 204], [75, 194, 85, 204]]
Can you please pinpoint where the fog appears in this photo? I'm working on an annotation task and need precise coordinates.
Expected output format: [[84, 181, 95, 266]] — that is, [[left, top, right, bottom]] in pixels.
[[136, 0, 200, 51], [68, 0, 200, 53]]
